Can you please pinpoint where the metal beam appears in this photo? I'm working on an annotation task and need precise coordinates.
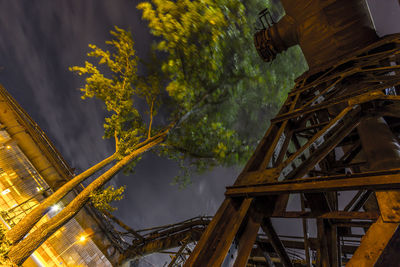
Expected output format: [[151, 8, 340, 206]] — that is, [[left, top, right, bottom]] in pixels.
[[103, 211, 145, 242], [184, 198, 253, 267], [233, 211, 261, 267], [316, 219, 330, 267], [270, 211, 379, 220], [347, 217, 398, 267], [225, 170, 400, 197], [286, 111, 360, 179], [168, 236, 191, 267], [261, 218, 293, 267]]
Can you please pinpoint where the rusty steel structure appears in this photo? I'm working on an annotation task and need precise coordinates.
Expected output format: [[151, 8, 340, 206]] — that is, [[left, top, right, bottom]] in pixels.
[[118, 214, 359, 266], [117, 216, 211, 264], [178, 0, 400, 266]]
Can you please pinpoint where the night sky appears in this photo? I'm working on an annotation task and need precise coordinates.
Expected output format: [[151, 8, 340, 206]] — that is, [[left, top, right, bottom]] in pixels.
[[0, 1, 399, 266], [0, 1, 240, 265]]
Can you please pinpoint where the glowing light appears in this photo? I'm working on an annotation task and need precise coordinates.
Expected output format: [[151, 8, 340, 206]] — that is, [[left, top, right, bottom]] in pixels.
[[1, 189, 10, 195], [36, 187, 43, 192], [50, 204, 61, 213], [79, 236, 86, 242], [5, 145, 11, 149]]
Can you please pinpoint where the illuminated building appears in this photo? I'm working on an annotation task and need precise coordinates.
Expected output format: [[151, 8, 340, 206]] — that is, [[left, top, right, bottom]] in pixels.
[[0, 85, 124, 266]]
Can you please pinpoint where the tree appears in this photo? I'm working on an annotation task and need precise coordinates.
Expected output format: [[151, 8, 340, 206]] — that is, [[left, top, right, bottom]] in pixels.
[[136, 0, 307, 173], [6, 0, 307, 264]]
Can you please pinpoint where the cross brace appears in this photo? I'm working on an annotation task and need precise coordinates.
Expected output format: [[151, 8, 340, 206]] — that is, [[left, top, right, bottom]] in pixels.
[[184, 34, 400, 267]]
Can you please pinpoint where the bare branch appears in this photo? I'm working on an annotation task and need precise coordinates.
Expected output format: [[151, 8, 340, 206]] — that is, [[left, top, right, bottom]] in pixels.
[[148, 98, 155, 139], [114, 130, 119, 152]]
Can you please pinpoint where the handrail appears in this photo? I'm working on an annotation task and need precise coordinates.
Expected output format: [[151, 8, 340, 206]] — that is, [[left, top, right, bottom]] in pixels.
[[135, 216, 212, 234]]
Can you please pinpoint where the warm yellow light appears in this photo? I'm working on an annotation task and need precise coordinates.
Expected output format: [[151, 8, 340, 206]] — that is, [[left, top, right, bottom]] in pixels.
[[5, 145, 11, 149], [79, 236, 86, 242]]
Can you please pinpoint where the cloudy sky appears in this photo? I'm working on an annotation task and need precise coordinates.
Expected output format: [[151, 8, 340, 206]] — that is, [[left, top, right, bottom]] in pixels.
[[0, 1, 240, 265], [0, 0, 399, 266]]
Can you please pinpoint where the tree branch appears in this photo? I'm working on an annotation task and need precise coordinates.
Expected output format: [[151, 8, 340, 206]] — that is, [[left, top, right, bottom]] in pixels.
[[168, 144, 215, 159], [148, 98, 155, 139], [114, 130, 119, 152]]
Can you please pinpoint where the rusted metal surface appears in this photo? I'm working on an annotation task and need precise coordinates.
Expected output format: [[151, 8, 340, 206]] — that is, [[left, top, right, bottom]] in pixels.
[[184, 17, 400, 267], [261, 218, 293, 267], [120, 1, 400, 265], [119, 213, 364, 266], [347, 217, 398, 267], [185, 198, 253, 266], [120, 216, 211, 263], [255, 0, 377, 68], [233, 208, 263, 267], [226, 169, 400, 197]]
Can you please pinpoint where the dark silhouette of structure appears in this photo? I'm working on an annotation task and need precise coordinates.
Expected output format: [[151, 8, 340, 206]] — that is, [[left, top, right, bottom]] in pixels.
[[112, 1, 400, 266], [180, 0, 400, 266], [120, 216, 211, 263]]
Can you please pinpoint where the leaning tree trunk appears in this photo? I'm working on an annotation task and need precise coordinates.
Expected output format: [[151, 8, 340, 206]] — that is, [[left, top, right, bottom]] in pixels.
[[7, 133, 166, 266], [6, 127, 169, 245], [5, 152, 118, 245]]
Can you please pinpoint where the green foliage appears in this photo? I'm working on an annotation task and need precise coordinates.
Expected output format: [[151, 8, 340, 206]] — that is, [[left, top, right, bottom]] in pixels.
[[136, 0, 256, 171], [90, 185, 126, 212], [137, 0, 307, 183], [69, 27, 146, 158], [71, 0, 308, 187], [138, 0, 246, 112]]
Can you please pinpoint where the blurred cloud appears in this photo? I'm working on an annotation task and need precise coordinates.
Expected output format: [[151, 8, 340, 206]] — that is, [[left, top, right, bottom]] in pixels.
[[0, 2, 240, 265]]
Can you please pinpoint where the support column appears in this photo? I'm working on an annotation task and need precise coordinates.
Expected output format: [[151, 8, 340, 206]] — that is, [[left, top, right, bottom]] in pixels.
[[349, 117, 400, 266], [184, 198, 253, 267], [261, 218, 293, 267], [233, 212, 261, 267]]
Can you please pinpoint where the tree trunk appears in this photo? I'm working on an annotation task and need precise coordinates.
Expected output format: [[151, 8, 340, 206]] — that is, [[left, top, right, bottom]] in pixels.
[[5, 152, 118, 245], [7, 134, 166, 266]]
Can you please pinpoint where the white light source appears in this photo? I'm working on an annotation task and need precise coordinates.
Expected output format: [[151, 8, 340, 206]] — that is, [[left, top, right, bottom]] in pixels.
[[50, 204, 61, 213], [1, 189, 10, 195]]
